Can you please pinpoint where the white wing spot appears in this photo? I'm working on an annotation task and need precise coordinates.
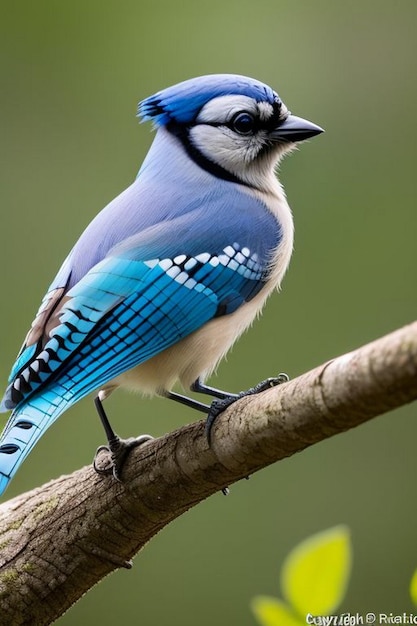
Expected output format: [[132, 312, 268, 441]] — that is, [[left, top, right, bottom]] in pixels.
[[166, 266, 181, 279], [184, 258, 197, 270], [175, 272, 189, 285], [184, 278, 197, 289], [155, 242, 261, 292], [159, 259, 173, 271], [144, 259, 159, 269], [195, 252, 211, 264]]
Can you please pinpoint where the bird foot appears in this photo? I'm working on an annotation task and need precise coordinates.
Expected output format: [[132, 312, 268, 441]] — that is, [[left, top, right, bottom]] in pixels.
[[93, 434, 154, 480], [205, 373, 289, 444]]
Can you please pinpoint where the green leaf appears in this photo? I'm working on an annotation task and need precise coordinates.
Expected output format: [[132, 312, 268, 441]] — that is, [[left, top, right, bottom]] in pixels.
[[410, 568, 417, 605], [251, 596, 303, 626], [281, 525, 351, 617]]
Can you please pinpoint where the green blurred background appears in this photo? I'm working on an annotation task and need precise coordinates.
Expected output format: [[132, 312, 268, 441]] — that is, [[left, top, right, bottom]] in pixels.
[[1, 1, 416, 623]]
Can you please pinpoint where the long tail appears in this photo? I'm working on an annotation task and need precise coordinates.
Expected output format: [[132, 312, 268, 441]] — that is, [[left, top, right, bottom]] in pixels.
[[0, 390, 72, 496]]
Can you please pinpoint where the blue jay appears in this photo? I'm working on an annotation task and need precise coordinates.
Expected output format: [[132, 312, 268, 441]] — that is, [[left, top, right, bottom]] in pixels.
[[0, 74, 323, 495]]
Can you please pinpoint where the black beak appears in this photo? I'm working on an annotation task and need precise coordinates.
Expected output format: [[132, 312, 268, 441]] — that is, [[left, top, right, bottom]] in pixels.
[[271, 114, 324, 143]]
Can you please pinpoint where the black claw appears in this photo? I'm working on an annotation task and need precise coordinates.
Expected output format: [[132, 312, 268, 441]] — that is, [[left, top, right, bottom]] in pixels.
[[93, 434, 153, 481], [205, 373, 289, 445], [205, 396, 238, 444], [93, 444, 115, 476], [250, 373, 289, 393]]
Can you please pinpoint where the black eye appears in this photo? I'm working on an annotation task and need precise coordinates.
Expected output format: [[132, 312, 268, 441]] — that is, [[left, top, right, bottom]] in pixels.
[[231, 112, 256, 135]]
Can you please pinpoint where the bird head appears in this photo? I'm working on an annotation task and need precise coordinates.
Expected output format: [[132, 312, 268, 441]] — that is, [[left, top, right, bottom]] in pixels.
[[138, 74, 323, 189]]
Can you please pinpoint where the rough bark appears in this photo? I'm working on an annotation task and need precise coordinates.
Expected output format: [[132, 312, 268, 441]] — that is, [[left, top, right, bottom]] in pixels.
[[0, 321, 416, 625]]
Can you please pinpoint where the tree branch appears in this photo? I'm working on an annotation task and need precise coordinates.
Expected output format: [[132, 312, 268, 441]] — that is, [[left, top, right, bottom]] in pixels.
[[0, 321, 416, 624]]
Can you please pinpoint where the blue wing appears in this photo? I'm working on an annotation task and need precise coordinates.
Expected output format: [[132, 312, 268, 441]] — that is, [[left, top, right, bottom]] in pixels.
[[2, 229, 273, 413], [0, 234, 270, 495]]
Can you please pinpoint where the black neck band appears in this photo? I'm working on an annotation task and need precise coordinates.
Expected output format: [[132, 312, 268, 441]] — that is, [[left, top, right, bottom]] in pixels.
[[166, 122, 250, 187]]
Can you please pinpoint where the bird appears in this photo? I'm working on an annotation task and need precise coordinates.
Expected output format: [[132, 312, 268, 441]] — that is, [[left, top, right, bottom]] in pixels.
[[0, 74, 323, 496]]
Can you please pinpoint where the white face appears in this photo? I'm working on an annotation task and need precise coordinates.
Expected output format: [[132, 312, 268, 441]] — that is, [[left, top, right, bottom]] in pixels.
[[188, 95, 292, 187]]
